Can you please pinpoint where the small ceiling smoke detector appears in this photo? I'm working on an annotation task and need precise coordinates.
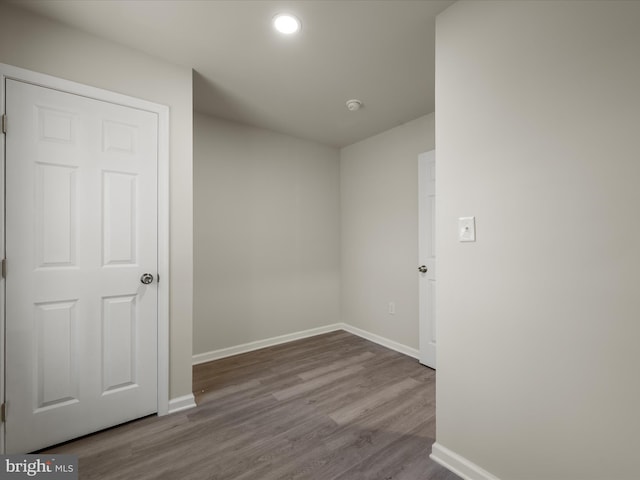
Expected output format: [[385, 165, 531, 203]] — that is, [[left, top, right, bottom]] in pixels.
[[346, 99, 363, 111], [273, 14, 301, 34]]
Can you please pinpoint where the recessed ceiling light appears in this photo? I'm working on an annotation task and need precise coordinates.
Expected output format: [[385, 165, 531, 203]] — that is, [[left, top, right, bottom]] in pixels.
[[273, 14, 301, 35]]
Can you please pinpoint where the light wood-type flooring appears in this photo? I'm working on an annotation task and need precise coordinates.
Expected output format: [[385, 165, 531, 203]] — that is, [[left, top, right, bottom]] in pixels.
[[44, 330, 460, 479]]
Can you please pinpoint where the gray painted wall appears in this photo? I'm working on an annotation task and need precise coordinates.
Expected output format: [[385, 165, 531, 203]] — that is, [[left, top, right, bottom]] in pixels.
[[193, 113, 340, 354], [435, 1, 640, 477], [340, 114, 435, 349]]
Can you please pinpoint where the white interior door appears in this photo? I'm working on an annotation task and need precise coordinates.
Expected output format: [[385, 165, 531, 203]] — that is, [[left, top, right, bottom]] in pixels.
[[418, 150, 436, 368], [4, 78, 159, 453]]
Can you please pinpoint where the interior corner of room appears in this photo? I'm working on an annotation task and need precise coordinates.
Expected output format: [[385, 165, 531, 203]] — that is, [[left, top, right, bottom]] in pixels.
[[192, 111, 435, 363]]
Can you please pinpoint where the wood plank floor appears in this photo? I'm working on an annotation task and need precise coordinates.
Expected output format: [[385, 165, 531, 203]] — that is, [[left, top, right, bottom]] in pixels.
[[45, 330, 460, 480]]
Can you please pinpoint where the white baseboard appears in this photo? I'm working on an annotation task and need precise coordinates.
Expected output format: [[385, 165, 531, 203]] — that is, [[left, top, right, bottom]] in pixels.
[[430, 443, 501, 480], [192, 323, 419, 365], [341, 323, 419, 359], [192, 324, 344, 365], [167, 393, 197, 414]]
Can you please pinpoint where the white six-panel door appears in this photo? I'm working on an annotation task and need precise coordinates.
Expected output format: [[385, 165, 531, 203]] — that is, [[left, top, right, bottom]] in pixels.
[[5, 78, 159, 453], [419, 150, 436, 369]]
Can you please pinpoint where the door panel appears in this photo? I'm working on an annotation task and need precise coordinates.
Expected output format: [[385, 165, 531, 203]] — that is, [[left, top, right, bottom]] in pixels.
[[5, 79, 158, 453], [103, 171, 138, 265], [419, 150, 436, 368]]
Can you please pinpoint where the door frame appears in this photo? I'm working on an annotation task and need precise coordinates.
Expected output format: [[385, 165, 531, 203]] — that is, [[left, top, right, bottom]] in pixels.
[[0, 63, 171, 453]]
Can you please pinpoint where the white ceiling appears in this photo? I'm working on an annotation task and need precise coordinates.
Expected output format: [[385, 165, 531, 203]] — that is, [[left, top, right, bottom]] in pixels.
[[11, 0, 455, 147]]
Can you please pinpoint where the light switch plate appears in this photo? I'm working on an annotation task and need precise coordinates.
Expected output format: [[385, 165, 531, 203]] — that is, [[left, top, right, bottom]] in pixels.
[[459, 216, 476, 242]]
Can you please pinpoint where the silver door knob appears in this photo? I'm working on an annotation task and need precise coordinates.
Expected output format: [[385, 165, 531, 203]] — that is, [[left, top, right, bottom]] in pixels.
[[418, 265, 428, 273], [140, 273, 154, 285]]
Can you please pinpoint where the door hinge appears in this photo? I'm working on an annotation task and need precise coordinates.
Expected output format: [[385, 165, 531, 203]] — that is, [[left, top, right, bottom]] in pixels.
[[1, 403, 6, 423], [1, 114, 6, 134], [1, 258, 5, 279]]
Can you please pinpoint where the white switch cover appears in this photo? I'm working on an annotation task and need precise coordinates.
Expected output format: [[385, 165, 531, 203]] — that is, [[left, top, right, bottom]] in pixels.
[[459, 216, 476, 242]]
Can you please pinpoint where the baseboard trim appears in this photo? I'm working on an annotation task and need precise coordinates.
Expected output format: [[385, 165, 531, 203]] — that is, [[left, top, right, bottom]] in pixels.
[[430, 443, 501, 480], [192, 323, 420, 365], [341, 324, 419, 359], [192, 324, 344, 365], [192, 323, 419, 365], [167, 394, 197, 414]]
